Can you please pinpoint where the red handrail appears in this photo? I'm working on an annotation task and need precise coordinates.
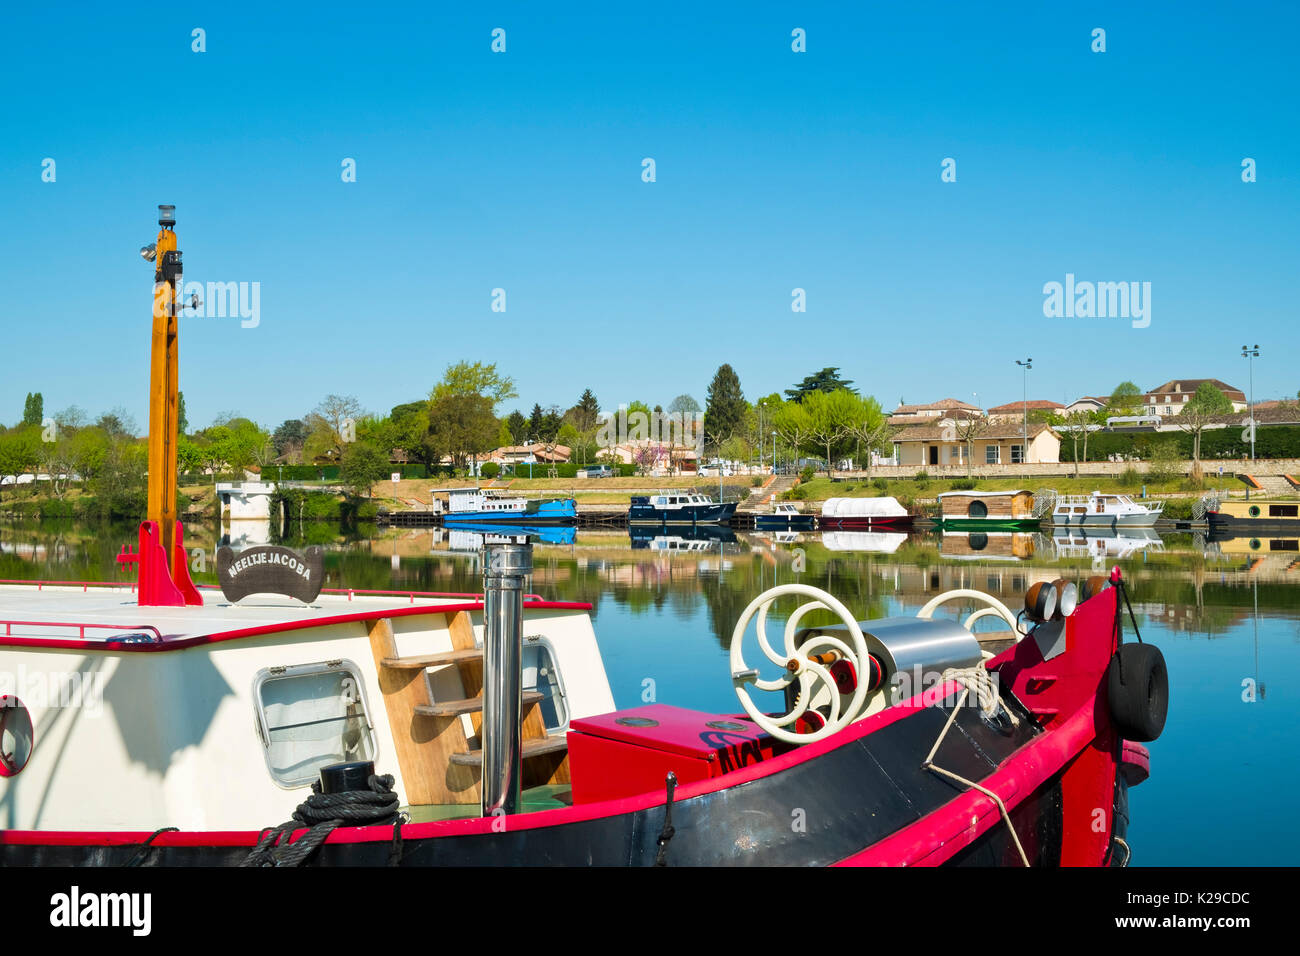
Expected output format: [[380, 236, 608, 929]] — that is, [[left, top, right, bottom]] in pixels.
[[0, 620, 164, 642]]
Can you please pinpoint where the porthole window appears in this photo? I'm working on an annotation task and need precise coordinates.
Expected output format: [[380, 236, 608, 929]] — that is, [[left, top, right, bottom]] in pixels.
[[1249, 539, 1261, 551], [0, 696, 34, 777], [1249, 505, 1261, 518], [523, 638, 569, 732], [253, 660, 376, 789], [968, 500, 988, 519]]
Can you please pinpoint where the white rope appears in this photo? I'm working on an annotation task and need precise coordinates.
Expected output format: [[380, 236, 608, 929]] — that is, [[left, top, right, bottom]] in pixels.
[[921, 663, 1030, 867]]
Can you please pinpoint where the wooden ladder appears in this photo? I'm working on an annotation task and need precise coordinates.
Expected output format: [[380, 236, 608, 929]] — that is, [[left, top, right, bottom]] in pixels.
[[366, 609, 570, 806]]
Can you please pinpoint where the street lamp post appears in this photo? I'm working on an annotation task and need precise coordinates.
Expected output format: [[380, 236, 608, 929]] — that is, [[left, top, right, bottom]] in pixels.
[[1241, 344, 1260, 461], [1015, 359, 1033, 464], [771, 431, 777, 476]]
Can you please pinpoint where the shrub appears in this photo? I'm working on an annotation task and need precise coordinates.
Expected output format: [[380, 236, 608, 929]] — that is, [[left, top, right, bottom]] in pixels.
[[914, 470, 930, 488], [750, 476, 764, 487], [479, 462, 500, 479], [1118, 466, 1141, 488], [799, 465, 816, 483], [871, 476, 888, 491], [950, 478, 976, 491], [783, 485, 809, 501]]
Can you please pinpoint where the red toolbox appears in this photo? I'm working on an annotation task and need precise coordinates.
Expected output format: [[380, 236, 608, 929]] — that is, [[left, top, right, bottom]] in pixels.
[[567, 704, 786, 804]]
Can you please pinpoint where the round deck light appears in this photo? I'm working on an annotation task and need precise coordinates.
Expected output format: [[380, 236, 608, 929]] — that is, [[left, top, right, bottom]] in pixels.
[[1024, 581, 1057, 623], [1080, 575, 1109, 602], [1051, 578, 1078, 618]]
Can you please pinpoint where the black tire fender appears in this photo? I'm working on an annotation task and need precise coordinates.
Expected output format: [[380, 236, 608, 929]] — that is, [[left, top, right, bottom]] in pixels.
[[1107, 643, 1169, 742]]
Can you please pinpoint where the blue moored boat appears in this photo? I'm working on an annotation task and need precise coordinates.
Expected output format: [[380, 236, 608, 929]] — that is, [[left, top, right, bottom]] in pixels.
[[440, 488, 577, 525], [752, 501, 816, 531]]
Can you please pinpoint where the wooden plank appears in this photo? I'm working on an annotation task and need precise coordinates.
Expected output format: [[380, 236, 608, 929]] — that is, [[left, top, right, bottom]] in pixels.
[[416, 691, 543, 718], [449, 735, 569, 768], [368, 617, 480, 805], [381, 648, 483, 669]]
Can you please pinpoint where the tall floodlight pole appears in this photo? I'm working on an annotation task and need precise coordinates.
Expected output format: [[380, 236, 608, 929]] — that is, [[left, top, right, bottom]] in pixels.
[[1242, 344, 1260, 461], [771, 431, 777, 476], [1015, 359, 1032, 464]]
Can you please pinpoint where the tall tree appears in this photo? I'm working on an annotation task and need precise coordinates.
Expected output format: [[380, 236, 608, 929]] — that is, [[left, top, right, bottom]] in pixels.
[[1106, 381, 1144, 418], [21, 392, 43, 428], [567, 389, 601, 433], [703, 364, 747, 449], [177, 391, 188, 435], [304, 394, 364, 461], [505, 409, 528, 445], [785, 368, 856, 403], [428, 393, 499, 471], [527, 404, 544, 442], [1174, 382, 1233, 466], [432, 361, 518, 412]]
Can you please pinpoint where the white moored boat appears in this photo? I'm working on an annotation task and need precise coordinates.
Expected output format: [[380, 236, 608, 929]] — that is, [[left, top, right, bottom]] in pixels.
[[1051, 491, 1164, 529]]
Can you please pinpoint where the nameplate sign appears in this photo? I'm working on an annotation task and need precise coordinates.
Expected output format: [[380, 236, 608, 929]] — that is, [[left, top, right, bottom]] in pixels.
[[216, 545, 325, 603]]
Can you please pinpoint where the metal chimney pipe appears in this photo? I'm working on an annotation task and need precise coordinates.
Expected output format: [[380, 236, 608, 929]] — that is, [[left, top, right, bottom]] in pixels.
[[480, 536, 531, 817]]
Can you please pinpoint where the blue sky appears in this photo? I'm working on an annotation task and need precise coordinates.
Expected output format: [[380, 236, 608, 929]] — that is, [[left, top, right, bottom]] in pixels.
[[1, 3, 1295, 431]]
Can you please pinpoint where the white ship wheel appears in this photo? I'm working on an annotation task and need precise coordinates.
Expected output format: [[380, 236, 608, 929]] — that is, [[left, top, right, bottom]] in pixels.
[[916, 589, 1022, 636], [730, 584, 871, 744]]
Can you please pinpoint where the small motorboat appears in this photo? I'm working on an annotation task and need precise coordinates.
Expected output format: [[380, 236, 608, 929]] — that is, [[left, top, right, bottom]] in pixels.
[[820, 496, 911, 529], [1051, 491, 1163, 529], [628, 492, 736, 525], [752, 501, 816, 531], [440, 488, 577, 525]]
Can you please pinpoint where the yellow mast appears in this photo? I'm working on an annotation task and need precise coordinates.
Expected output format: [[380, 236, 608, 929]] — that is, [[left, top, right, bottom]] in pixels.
[[145, 205, 181, 561]]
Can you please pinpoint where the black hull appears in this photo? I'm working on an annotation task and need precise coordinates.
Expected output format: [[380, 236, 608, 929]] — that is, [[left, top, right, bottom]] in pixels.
[[628, 503, 737, 525], [1, 693, 1058, 868]]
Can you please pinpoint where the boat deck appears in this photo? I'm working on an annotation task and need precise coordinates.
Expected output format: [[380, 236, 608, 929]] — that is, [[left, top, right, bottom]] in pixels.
[[0, 582, 486, 644]]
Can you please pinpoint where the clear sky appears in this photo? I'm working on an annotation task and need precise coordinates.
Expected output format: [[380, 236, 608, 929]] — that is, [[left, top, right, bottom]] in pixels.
[[1, 3, 1295, 431]]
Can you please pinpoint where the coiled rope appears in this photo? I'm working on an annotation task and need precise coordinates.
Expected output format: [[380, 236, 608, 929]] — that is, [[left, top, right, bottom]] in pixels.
[[922, 657, 1030, 867], [242, 773, 405, 868]]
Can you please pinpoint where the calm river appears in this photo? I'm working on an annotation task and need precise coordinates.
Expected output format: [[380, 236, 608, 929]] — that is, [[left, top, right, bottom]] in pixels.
[[3, 517, 1296, 865]]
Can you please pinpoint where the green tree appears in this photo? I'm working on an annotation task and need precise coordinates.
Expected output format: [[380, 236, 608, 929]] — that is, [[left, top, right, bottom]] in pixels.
[[802, 389, 865, 476], [785, 368, 856, 403], [566, 389, 601, 433], [432, 361, 517, 412], [1106, 381, 1144, 418], [303, 394, 363, 462], [340, 441, 391, 497], [505, 410, 527, 444], [177, 391, 188, 435], [272, 419, 309, 460], [22, 392, 43, 428], [1175, 382, 1233, 465], [428, 393, 499, 472], [703, 364, 746, 450]]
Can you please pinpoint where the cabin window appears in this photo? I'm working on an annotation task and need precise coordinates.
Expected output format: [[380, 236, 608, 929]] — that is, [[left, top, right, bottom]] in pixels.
[[985, 446, 999, 464], [253, 660, 376, 789], [1270, 539, 1299, 551], [1010, 445, 1024, 464], [522, 638, 569, 732], [1268, 505, 1298, 518], [967, 500, 988, 519]]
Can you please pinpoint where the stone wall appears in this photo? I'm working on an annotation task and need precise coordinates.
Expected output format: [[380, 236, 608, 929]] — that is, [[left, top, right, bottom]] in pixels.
[[852, 459, 1300, 480]]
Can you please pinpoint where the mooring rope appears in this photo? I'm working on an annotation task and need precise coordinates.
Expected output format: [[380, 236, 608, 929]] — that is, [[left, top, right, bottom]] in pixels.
[[241, 773, 404, 868], [922, 661, 1030, 867]]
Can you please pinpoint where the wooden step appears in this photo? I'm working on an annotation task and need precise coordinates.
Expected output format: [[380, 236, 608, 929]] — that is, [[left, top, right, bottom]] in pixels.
[[449, 735, 568, 767], [380, 648, 483, 670], [416, 691, 544, 718]]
